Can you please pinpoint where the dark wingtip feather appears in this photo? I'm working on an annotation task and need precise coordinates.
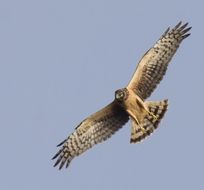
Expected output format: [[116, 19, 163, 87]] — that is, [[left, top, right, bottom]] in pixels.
[[182, 27, 192, 34], [182, 33, 191, 39], [52, 152, 69, 170], [174, 21, 182, 29], [59, 160, 65, 170], [178, 22, 189, 31], [173, 21, 191, 40], [66, 161, 70, 168], [162, 21, 191, 40], [57, 139, 67, 147], [163, 27, 170, 36], [52, 149, 62, 160], [53, 158, 61, 168], [164, 99, 168, 104]]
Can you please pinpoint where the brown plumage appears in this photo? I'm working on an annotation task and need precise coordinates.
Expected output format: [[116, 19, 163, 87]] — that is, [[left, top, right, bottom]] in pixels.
[[127, 22, 191, 100], [52, 102, 129, 169], [52, 22, 191, 169], [130, 99, 168, 143]]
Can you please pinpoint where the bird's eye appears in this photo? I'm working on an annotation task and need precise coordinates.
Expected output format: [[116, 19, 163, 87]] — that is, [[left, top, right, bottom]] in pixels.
[[115, 90, 124, 101], [120, 92, 124, 97]]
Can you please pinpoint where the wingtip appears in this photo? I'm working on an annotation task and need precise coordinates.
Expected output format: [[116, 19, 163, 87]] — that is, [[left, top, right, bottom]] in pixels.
[[182, 22, 189, 28], [56, 139, 67, 147], [52, 149, 62, 160], [174, 21, 190, 30], [162, 21, 191, 39], [182, 33, 191, 39], [182, 27, 192, 34], [164, 99, 169, 103], [174, 21, 182, 29], [52, 154, 58, 160], [59, 161, 65, 170], [162, 27, 170, 36], [173, 21, 191, 39], [53, 159, 61, 168]]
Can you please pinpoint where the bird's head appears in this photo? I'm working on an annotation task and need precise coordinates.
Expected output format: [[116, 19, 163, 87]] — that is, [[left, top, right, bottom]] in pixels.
[[115, 88, 128, 102]]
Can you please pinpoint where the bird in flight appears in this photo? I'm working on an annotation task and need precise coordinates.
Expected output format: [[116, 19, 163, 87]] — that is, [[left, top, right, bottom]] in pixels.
[[52, 22, 191, 169]]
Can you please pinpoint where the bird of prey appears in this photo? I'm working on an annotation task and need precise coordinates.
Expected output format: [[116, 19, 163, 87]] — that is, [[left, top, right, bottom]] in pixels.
[[52, 22, 191, 169]]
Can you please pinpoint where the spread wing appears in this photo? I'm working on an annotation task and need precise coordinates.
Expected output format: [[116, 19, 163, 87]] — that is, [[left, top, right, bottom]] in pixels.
[[127, 22, 191, 100], [52, 101, 129, 169]]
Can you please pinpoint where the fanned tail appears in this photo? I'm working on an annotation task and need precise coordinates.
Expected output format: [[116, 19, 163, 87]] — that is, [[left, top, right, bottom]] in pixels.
[[130, 99, 168, 143]]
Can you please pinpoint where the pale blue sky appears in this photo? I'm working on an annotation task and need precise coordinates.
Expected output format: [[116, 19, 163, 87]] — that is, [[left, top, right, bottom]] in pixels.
[[0, 0, 203, 189]]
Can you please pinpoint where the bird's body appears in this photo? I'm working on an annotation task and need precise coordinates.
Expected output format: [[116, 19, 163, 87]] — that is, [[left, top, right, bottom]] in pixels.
[[115, 88, 147, 124], [114, 88, 168, 143], [52, 22, 191, 169]]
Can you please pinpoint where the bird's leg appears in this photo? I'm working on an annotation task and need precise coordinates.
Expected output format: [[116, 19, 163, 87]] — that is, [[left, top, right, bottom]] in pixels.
[[144, 108, 158, 121], [135, 96, 158, 123], [129, 112, 146, 133], [135, 117, 146, 133]]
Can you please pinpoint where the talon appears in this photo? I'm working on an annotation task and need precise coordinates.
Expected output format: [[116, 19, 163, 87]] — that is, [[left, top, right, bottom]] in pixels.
[[146, 109, 158, 121], [140, 126, 146, 133], [131, 114, 146, 133]]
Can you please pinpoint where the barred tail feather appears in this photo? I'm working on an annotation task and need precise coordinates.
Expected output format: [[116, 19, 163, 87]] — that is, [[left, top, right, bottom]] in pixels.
[[130, 99, 168, 143]]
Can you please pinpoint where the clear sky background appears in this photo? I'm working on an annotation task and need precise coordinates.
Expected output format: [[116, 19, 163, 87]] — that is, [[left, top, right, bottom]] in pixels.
[[0, 0, 203, 189]]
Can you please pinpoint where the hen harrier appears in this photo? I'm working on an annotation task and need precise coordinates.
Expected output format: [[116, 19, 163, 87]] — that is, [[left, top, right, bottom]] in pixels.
[[52, 22, 191, 169]]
